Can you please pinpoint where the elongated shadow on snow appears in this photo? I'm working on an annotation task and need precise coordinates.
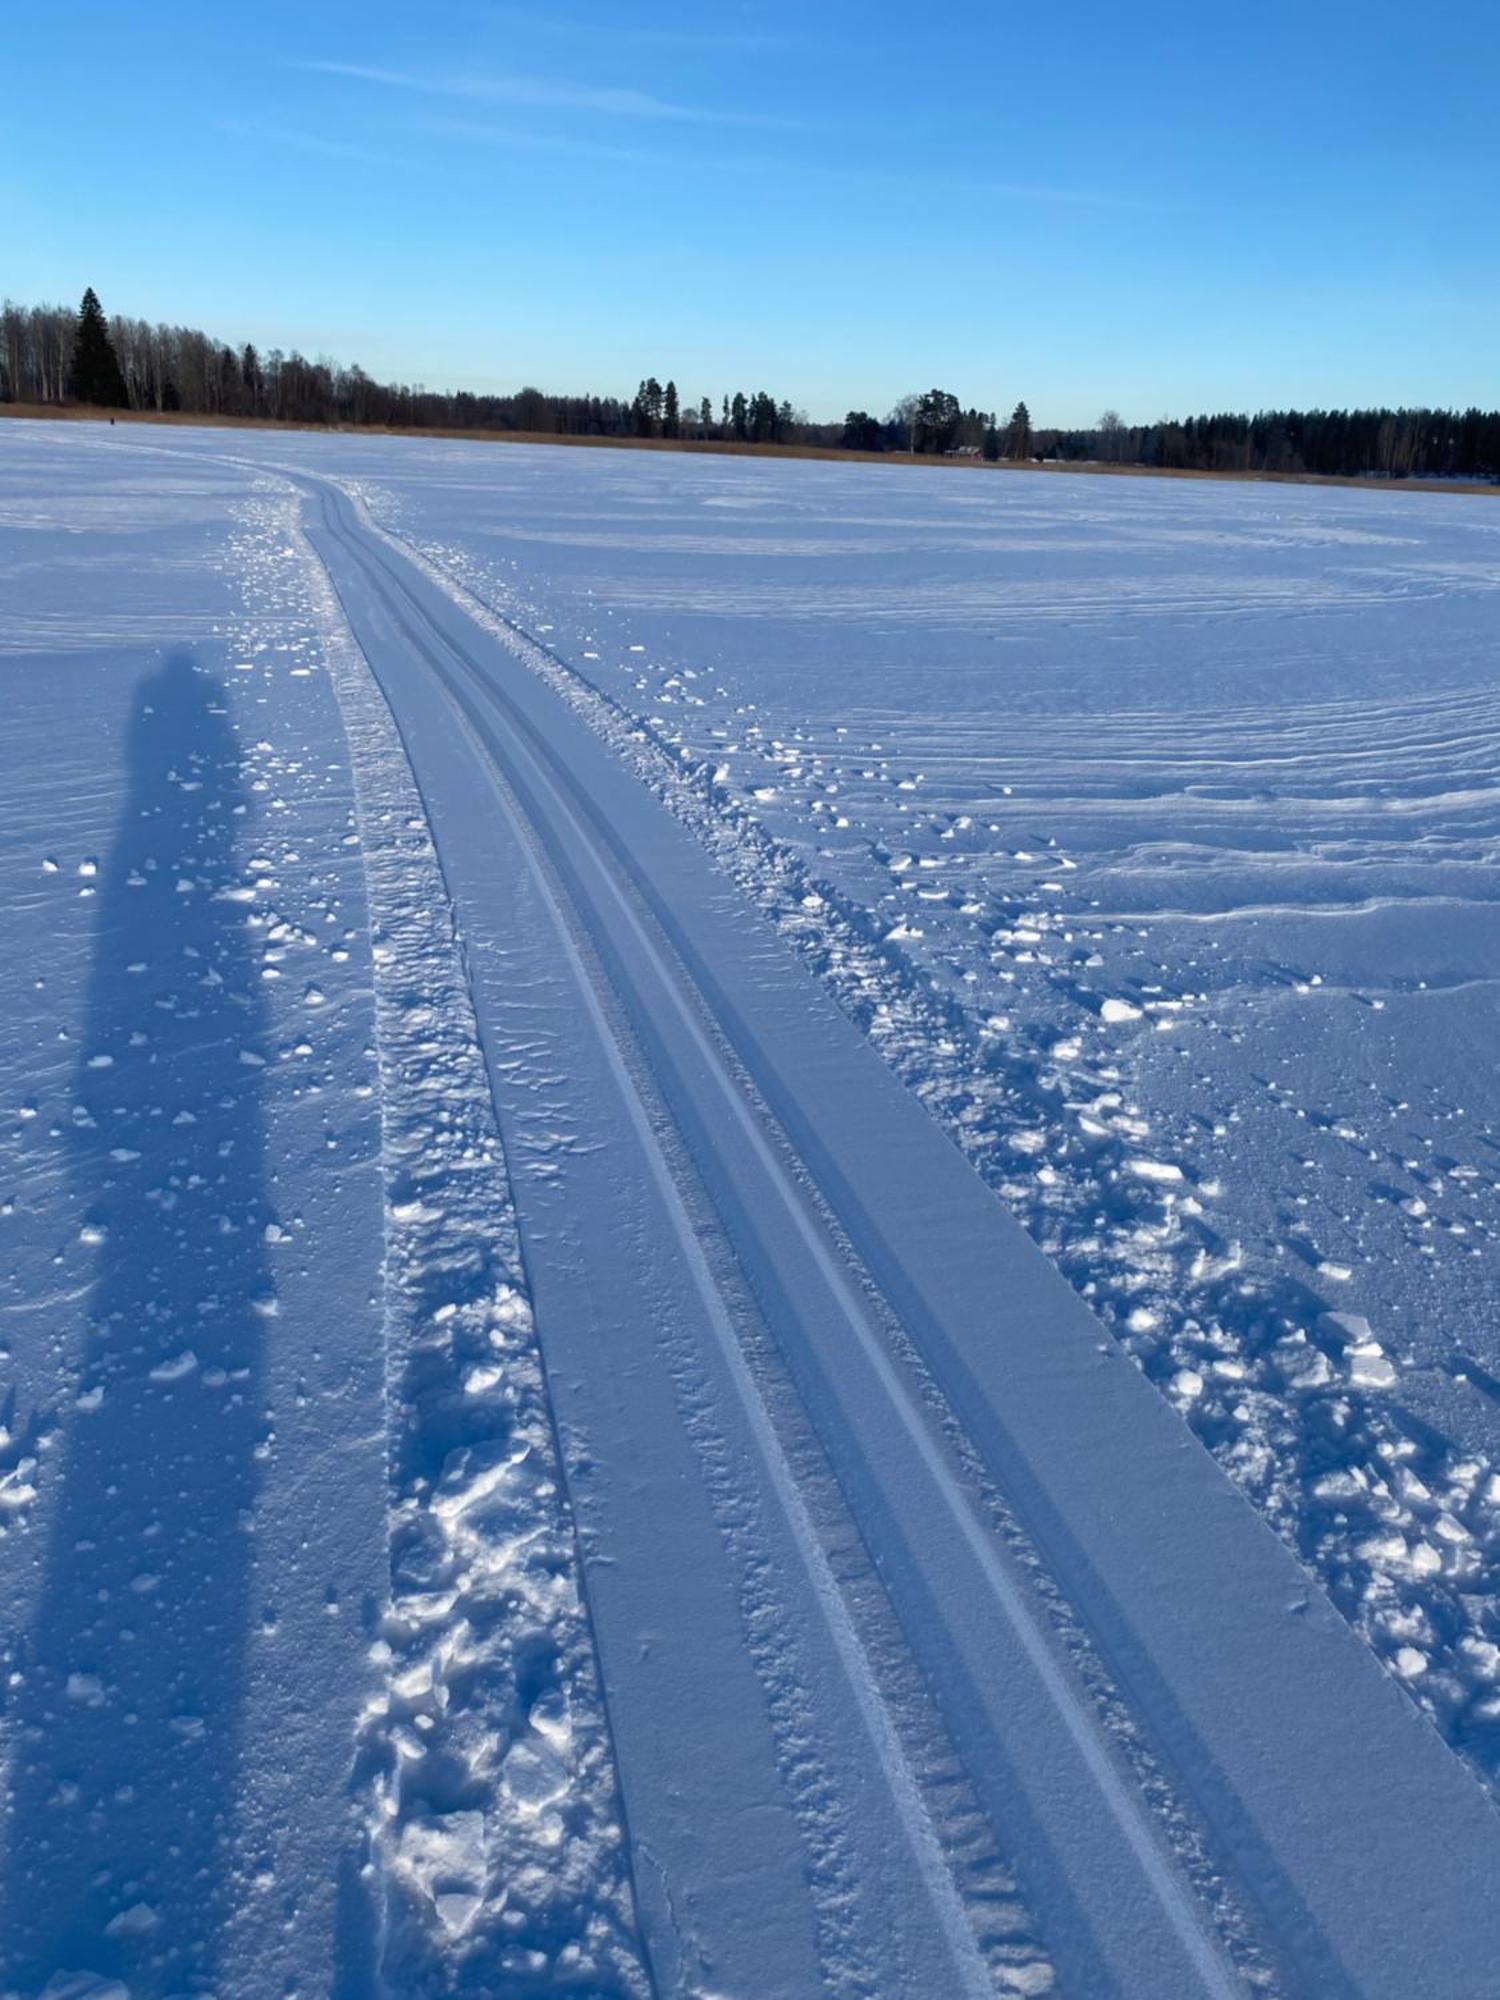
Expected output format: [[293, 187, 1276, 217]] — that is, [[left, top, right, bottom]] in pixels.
[[1, 652, 272, 1993]]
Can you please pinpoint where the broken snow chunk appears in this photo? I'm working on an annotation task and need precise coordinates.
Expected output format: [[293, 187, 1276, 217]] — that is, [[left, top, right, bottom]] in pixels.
[[148, 1349, 198, 1383], [435, 1891, 482, 1935], [391, 1810, 488, 1925], [0, 1462, 39, 1509], [1127, 1158, 1184, 1185], [1100, 998, 1142, 1024], [1316, 1313, 1396, 1388], [1318, 1311, 1375, 1348], [1348, 1343, 1397, 1390], [502, 1737, 570, 1814], [105, 1901, 160, 1937]]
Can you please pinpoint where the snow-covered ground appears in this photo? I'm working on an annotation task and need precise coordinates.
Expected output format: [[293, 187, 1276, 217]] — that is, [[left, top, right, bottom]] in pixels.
[[3, 419, 1500, 1998], [335, 441, 1500, 1750]]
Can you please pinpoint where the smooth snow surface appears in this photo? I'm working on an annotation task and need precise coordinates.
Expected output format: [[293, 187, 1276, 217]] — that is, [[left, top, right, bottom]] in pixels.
[[4, 420, 1500, 1999]]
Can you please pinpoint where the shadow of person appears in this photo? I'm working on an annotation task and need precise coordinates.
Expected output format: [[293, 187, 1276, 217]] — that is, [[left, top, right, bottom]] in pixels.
[[2, 651, 274, 1993]]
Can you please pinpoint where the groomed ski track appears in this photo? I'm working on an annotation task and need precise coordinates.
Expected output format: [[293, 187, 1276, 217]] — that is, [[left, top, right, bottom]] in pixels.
[[303, 474, 1500, 2000]]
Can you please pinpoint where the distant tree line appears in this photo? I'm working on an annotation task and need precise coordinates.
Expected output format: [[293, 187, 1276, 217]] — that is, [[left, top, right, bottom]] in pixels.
[[1052, 405, 1500, 482], [3, 290, 1497, 483]]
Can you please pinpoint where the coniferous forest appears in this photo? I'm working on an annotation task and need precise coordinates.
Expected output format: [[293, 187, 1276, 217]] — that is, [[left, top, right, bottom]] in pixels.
[[4, 290, 1497, 483]]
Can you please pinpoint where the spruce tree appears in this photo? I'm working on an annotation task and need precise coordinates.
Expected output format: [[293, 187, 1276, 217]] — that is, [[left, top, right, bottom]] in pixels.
[[662, 379, 681, 439], [71, 288, 130, 407]]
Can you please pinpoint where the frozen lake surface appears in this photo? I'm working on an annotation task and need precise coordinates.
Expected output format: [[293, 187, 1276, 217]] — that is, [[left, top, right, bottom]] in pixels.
[[3, 420, 1499, 1997], [333, 434, 1500, 1751]]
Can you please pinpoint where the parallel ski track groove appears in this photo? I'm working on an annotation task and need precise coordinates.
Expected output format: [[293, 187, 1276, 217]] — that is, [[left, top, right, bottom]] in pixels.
[[314, 485, 1000, 1996], [305, 493, 667, 2000], [309, 479, 1245, 1999]]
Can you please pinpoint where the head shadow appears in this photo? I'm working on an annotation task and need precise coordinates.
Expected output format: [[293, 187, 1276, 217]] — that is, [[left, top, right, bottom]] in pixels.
[[2, 649, 274, 1992]]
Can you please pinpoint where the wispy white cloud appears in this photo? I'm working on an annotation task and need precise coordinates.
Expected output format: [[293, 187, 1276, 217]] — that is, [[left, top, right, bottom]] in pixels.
[[418, 115, 676, 168], [219, 120, 411, 170], [298, 59, 793, 128], [484, 5, 796, 54], [419, 113, 1182, 214], [821, 161, 1188, 215], [282, 63, 1176, 214]]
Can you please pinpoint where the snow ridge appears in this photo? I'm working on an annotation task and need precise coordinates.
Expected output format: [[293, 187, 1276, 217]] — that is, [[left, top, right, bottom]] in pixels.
[[266, 493, 650, 1995]]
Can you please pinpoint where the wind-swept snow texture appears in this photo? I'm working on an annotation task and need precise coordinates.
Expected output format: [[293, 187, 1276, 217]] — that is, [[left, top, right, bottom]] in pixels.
[[320, 438, 1500, 1770], [5, 420, 1500, 2000]]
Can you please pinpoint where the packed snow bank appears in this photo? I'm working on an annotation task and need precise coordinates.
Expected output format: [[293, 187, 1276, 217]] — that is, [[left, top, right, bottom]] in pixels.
[[280, 491, 651, 1993]]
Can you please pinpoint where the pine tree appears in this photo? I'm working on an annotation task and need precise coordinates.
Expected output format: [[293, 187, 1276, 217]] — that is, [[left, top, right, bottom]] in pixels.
[[1006, 400, 1032, 459], [71, 288, 130, 407], [913, 389, 961, 454], [842, 411, 883, 452], [662, 379, 680, 438]]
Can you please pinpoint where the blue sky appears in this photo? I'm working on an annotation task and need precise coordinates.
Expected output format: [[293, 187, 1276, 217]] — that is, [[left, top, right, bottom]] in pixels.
[[4, 0, 1497, 423]]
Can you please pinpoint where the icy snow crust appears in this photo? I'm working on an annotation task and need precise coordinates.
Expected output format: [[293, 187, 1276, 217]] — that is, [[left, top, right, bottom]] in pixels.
[[4, 420, 1500, 1997]]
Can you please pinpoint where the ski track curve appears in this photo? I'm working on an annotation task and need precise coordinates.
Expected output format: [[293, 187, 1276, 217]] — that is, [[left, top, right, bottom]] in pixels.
[[293, 470, 1500, 2000]]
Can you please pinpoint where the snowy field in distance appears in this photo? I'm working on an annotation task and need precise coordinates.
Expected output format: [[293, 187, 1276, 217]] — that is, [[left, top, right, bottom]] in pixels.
[[231, 431, 1500, 1769], [4, 417, 1500, 1999]]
